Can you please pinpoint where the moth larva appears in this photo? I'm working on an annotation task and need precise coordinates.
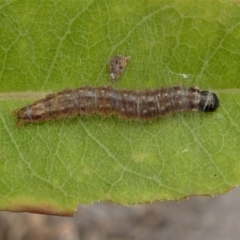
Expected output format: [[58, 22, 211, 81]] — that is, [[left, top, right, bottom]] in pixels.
[[14, 86, 219, 126]]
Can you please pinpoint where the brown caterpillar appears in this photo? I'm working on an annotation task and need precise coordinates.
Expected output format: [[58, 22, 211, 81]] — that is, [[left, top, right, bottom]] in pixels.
[[14, 86, 219, 126]]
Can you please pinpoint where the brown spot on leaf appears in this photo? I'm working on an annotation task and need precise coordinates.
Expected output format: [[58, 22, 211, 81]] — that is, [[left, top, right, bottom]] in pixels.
[[110, 55, 131, 81], [0, 203, 76, 216]]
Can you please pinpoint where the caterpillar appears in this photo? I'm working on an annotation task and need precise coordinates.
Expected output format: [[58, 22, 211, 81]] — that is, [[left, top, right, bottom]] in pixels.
[[14, 86, 219, 126]]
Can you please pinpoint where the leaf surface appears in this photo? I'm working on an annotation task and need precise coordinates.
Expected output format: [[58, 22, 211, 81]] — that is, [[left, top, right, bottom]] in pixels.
[[0, 0, 240, 215]]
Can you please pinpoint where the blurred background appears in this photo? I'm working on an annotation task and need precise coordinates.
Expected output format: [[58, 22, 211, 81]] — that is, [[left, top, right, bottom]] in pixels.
[[0, 187, 239, 240]]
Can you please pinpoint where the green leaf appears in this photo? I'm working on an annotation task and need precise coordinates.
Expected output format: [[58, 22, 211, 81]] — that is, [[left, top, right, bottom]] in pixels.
[[1, 0, 240, 216]]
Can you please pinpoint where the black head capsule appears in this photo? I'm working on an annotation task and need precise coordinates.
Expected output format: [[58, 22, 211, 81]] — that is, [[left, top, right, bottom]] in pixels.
[[199, 91, 219, 112]]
